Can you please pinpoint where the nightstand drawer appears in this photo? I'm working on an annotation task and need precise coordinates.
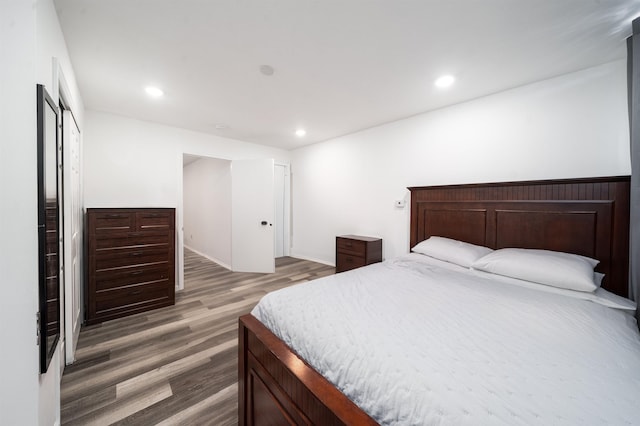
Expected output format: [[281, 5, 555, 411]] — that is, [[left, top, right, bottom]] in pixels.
[[336, 253, 366, 271], [336, 237, 366, 255]]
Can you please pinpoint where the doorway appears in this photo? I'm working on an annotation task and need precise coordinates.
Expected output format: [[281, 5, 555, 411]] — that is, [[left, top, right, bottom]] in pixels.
[[178, 154, 290, 289], [182, 155, 233, 270]]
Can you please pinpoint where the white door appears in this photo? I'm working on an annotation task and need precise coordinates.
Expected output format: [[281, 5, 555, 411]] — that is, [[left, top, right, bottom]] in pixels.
[[63, 109, 81, 365], [274, 165, 286, 258], [231, 159, 275, 273]]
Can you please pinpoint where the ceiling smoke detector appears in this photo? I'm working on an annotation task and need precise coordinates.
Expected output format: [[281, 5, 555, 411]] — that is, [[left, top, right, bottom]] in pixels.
[[260, 65, 275, 76]]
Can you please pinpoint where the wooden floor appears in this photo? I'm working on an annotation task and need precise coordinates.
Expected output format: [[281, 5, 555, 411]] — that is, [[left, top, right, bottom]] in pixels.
[[61, 249, 335, 425]]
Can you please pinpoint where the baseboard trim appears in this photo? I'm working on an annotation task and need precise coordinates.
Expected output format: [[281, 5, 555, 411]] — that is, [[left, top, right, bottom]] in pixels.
[[183, 244, 232, 271], [288, 252, 335, 267]]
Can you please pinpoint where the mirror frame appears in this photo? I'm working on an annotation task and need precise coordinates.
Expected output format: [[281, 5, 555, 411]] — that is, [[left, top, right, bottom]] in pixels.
[[37, 84, 61, 374]]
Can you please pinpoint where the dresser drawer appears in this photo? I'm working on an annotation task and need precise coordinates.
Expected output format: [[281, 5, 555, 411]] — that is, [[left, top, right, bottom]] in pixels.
[[336, 237, 366, 255], [94, 280, 172, 313], [95, 264, 169, 291], [89, 209, 175, 234], [93, 232, 171, 250], [137, 210, 174, 230], [336, 252, 366, 271], [94, 245, 169, 271], [91, 211, 136, 234]]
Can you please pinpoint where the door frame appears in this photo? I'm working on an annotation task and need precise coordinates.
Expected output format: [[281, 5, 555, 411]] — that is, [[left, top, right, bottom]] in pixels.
[[176, 152, 291, 290], [274, 163, 290, 257], [53, 58, 83, 368]]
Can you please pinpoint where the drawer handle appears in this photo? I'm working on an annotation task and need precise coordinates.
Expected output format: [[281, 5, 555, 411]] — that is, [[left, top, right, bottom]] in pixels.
[[105, 214, 125, 218], [131, 252, 143, 256], [130, 290, 142, 295], [130, 270, 144, 276], [130, 232, 142, 237], [147, 213, 163, 218]]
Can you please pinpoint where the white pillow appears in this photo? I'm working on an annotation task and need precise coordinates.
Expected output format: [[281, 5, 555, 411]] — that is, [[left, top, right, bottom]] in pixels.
[[471, 268, 634, 311], [471, 248, 600, 292], [411, 236, 493, 268]]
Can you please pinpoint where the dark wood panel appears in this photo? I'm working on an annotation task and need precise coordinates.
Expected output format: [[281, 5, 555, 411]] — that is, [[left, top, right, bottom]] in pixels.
[[94, 247, 170, 271], [335, 238, 366, 255], [136, 210, 174, 230], [335, 253, 366, 271], [95, 264, 169, 291], [420, 208, 488, 246], [250, 370, 297, 426], [90, 212, 136, 234], [95, 280, 172, 312], [94, 233, 170, 250], [493, 208, 603, 257]]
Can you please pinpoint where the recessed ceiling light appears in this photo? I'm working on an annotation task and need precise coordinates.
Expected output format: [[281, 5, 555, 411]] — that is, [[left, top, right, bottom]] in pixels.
[[295, 129, 306, 137], [215, 124, 228, 130], [145, 86, 164, 97], [434, 75, 455, 88]]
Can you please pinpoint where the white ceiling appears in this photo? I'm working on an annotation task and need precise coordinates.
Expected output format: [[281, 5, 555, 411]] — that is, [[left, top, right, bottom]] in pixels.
[[54, 0, 640, 150]]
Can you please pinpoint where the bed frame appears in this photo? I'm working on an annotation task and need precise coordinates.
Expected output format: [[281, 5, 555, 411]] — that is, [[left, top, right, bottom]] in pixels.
[[239, 176, 631, 425]]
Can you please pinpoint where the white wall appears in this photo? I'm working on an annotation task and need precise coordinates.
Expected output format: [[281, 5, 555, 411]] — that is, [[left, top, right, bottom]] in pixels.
[[290, 60, 631, 265], [83, 111, 290, 288], [84, 111, 290, 207], [1, 0, 84, 424], [36, 1, 85, 424], [183, 158, 232, 268], [0, 3, 39, 424]]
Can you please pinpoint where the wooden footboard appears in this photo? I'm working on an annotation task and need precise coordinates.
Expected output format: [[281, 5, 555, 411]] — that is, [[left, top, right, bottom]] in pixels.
[[238, 314, 377, 426]]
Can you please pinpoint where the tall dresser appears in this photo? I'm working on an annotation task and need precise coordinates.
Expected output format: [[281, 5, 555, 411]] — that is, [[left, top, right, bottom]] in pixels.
[[85, 208, 175, 325]]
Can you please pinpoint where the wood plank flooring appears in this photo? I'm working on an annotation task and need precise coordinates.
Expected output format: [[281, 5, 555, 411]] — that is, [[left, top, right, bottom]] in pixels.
[[61, 249, 335, 425]]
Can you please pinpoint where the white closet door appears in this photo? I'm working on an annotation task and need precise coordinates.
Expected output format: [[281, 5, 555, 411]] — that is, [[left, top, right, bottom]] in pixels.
[[231, 159, 275, 273], [63, 109, 81, 365]]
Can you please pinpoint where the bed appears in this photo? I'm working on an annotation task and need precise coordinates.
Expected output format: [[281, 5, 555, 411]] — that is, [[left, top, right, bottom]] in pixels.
[[238, 176, 637, 425]]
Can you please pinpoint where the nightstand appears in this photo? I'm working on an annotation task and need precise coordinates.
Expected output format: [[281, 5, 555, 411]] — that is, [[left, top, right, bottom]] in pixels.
[[335, 235, 382, 273]]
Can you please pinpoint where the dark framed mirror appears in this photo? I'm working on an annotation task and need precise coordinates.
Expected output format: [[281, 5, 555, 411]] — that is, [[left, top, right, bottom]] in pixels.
[[37, 84, 60, 374]]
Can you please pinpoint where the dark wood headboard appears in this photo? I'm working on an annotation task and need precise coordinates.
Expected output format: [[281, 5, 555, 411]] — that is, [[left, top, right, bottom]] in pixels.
[[409, 176, 631, 297]]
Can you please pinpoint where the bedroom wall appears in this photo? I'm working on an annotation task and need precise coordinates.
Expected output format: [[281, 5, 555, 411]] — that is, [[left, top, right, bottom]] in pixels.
[[1, 0, 84, 424], [290, 60, 631, 265], [83, 111, 290, 208], [36, 1, 86, 423], [83, 111, 290, 288], [183, 157, 233, 269], [1, 3, 39, 424]]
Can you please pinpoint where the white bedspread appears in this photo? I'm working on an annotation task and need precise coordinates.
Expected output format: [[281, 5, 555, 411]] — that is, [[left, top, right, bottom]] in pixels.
[[251, 254, 640, 425]]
